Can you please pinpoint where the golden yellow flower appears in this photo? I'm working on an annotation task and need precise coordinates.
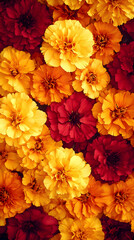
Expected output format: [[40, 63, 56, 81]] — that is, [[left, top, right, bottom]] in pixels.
[[17, 125, 62, 169], [87, 0, 134, 26], [0, 46, 35, 95], [42, 147, 91, 200], [103, 179, 134, 222], [59, 217, 104, 240], [63, 0, 85, 10], [73, 59, 110, 98], [92, 89, 134, 139], [66, 175, 105, 219], [31, 64, 73, 105], [0, 170, 29, 226], [0, 92, 47, 147], [87, 21, 122, 65], [41, 20, 94, 72]]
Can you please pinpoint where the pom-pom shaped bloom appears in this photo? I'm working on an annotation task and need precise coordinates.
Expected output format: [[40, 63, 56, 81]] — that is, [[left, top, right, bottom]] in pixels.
[[85, 135, 134, 183], [47, 91, 97, 143], [73, 59, 110, 99], [59, 216, 104, 240], [42, 147, 91, 200], [92, 89, 134, 139], [0, 170, 29, 226], [7, 206, 58, 240], [63, 0, 85, 10], [0, 92, 47, 147], [107, 41, 134, 92], [87, 21, 122, 65], [31, 64, 73, 105], [41, 19, 94, 72], [66, 175, 105, 219], [2, 0, 52, 52], [0, 46, 35, 95]]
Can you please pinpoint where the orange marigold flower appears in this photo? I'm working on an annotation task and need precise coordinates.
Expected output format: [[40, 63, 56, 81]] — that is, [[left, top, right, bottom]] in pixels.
[[63, 0, 85, 10], [17, 125, 62, 169], [87, 21, 122, 65], [92, 89, 134, 139], [0, 46, 35, 95], [41, 20, 94, 72], [73, 59, 110, 99], [0, 93, 47, 147], [0, 170, 29, 226], [59, 217, 104, 240], [102, 179, 134, 222], [31, 65, 73, 105], [42, 147, 91, 200], [66, 175, 105, 219]]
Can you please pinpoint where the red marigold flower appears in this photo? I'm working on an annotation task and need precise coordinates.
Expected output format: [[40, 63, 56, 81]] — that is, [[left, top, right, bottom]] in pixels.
[[46, 92, 97, 143], [101, 215, 134, 240], [107, 42, 134, 92], [85, 135, 134, 183], [121, 19, 134, 41], [7, 206, 58, 240], [2, 0, 52, 52]]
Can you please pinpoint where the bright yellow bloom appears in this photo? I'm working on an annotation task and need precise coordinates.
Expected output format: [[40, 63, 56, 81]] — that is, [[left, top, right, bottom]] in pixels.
[[73, 59, 110, 98], [0, 93, 47, 147], [87, 21, 122, 65], [31, 65, 73, 105], [42, 147, 91, 200], [59, 217, 104, 240], [66, 175, 105, 219], [103, 179, 134, 222], [41, 20, 94, 72], [0, 170, 29, 226], [92, 89, 134, 139], [63, 0, 85, 10], [0, 46, 35, 95]]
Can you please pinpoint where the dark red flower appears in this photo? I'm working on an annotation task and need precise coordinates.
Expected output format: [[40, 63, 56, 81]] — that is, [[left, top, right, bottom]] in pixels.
[[107, 42, 134, 92], [0, 0, 16, 13], [46, 92, 97, 143], [7, 206, 58, 240], [121, 19, 134, 41], [101, 215, 134, 240], [85, 135, 134, 183], [1, 0, 52, 52]]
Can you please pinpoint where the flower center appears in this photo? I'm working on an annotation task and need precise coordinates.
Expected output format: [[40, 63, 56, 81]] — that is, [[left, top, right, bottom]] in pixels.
[[72, 230, 86, 240], [112, 105, 126, 119], [10, 69, 19, 77], [56, 169, 66, 181], [34, 139, 43, 152], [77, 192, 91, 203], [0, 187, 9, 203], [69, 112, 80, 127], [28, 178, 40, 192], [86, 72, 96, 84], [115, 191, 128, 204], [42, 75, 56, 90], [11, 113, 22, 127], [95, 34, 108, 50], [19, 14, 34, 28], [0, 151, 8, 161], [22, 221, 37, 232], [106, 151, 120, 166]]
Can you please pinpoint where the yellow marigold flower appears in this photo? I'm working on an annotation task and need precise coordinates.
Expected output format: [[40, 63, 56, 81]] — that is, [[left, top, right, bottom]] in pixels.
[[59, 217, 104, 240], [63, 0, 85, 10], [73, 59, 110, 99], [0, 93, 47, 147], [0, 139, 22, 171], [0, 46, 35, 95], [31, 65, 73, 105], [0, 170, 29, 226], [41, 20, 94, 72], [42, 147, 91, 200], [22, 169, 50, 207], [102, 179, 134, 222], [87, 21, 122, 65], [66, 175, 105, 219], [92, 89, 134, 139]]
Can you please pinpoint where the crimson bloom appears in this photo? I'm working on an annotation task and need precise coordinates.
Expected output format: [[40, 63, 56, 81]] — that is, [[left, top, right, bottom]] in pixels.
[[7, 206, 58, 240], [2, 0, 52, 52], [121, 19, 134, 41], [85, 135, 134, 183], [46, 92, 97, 143]]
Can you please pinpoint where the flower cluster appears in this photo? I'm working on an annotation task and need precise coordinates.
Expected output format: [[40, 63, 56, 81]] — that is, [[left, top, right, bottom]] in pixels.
[[0, 0, 134, 239]]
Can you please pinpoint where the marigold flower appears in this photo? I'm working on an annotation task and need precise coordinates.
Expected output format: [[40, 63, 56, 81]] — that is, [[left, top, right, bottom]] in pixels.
[[0, 92, 47, 147], [73, 59, 110, 99], [92, 89, 134, 139], [42, 147, 91, 200], [63, 0, 85, 10], [0, 170, 29, 226], [31, 64, 73, 105], [0, 46, 35, 95], [59, 217, 104, 240], [87, 21, 122, 65], [46, 0, 64, 6], [41, 20, 94, 72], [66, 175, 105, 219]]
